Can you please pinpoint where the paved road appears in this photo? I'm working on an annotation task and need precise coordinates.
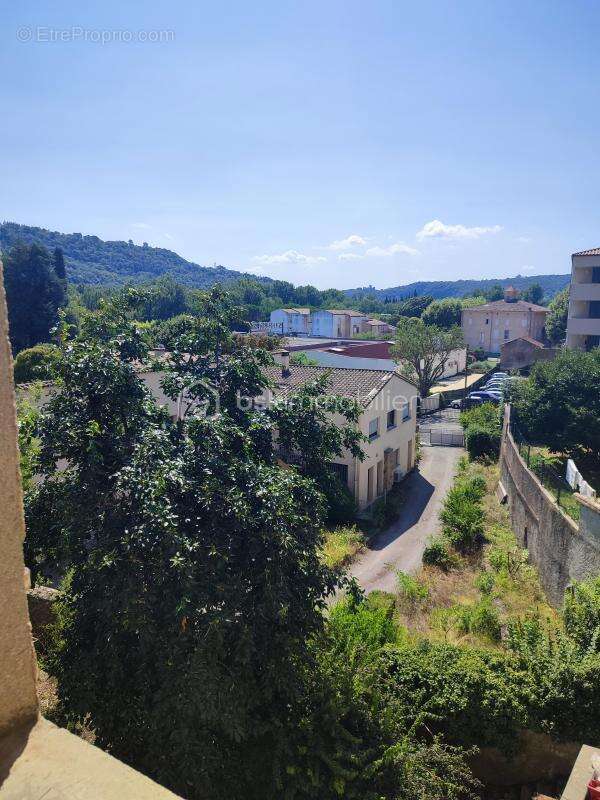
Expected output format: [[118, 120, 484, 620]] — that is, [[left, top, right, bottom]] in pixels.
[[349, 445, 464, 594]]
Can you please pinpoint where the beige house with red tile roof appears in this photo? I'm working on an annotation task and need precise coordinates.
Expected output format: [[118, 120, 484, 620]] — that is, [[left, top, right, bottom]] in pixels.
[[461, 287, 548, 354], [258, 356, 418, 510]]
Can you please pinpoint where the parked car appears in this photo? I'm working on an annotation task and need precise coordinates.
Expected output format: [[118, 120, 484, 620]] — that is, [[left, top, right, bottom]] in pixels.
[[468, 391, 500, 403], [483, 379, 508, 390], [450, 398, 462, 409]]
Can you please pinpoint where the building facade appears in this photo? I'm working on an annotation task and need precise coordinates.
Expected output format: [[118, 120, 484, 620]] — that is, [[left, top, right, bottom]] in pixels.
[[461, 287, 548, 355], [287, 339, 467, 379], [269, 308, 311, 336], [566, 248, 600, 350], [259, 355, 418, 511], [310, 309, 368, 338]]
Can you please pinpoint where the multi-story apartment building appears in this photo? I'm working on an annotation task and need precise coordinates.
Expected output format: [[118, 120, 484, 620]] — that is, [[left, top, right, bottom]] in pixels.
[[566, 248, 600, 351], [461, 287, 548, 355]]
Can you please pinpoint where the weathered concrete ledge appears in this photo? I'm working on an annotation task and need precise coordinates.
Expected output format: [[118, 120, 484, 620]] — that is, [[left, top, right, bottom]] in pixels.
[[0, 717, 181, 799]]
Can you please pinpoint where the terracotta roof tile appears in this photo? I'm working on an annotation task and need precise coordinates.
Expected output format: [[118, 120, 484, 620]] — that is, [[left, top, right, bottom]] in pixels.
[[464, 300, 548, 313], [573, 248, 600, 257], [263, 364, 414, 407]]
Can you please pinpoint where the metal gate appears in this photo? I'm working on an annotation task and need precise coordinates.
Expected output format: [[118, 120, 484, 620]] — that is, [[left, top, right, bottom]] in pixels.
[[420, 427, 465, 447]]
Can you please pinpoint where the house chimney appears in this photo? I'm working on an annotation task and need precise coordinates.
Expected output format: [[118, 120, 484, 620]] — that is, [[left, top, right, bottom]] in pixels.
[[273, 348, 291, 376], [504, 286, 519, 303]]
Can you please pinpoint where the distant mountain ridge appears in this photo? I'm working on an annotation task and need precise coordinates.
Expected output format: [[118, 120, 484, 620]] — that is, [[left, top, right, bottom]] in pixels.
[[1, 222, 571, 299], [0, 222, 268, 288], [344, 274, 570, 301]]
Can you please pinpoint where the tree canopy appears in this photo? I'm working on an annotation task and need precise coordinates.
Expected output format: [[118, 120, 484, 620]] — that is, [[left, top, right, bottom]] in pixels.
[[510, 348, 600, 461], [24, 287, 368, 798], [391, 318, 464, 397], [422, 298, 463, 329], [3, 243, 67, 352], [545, 285, 570, 344]]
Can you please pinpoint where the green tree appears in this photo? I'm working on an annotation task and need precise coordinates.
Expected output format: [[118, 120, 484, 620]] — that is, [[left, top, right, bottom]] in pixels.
[[522, 283, 544, 304], [391, 318, 464, 397], [483, 284, 504, 301], [25, 287, 366, 799], [13, 343, 60, 383], [53, 247, 67, 281], [510, 348, 600, 460], [422, 298, 463, 329], [545, 285, 570, 344], [141, 275, 189, 320], [3, 243, 67, 352]]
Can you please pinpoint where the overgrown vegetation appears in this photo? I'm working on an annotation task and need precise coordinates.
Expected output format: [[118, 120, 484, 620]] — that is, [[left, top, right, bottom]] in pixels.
[[321, 525, 366, 569], [461, 402, 502, 461], [509, 348, 600, 463]]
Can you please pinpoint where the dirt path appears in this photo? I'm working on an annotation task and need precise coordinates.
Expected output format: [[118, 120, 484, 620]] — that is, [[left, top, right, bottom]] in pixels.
[[349, 446, 463, 594]]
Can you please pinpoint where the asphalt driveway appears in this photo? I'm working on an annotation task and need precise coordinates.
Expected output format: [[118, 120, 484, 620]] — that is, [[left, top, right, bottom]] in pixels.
[[349, 445, 463, 594]]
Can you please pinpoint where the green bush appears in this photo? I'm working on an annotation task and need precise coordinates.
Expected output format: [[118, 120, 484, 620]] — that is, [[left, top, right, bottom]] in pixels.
[[474, 571, 495, 595], [457, 599, 502, 641], [396, 571, 429, 612], [460, 402, 499, 431], [440, 483, 485, 553], [321, 472, 358, 525], [423, 538, 458, 572], [13, 343, 59, 383], [564, 576, 600, 653], [465, 424, 501, 460]]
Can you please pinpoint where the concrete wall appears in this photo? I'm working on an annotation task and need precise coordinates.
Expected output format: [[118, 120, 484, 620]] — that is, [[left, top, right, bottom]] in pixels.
[[0, 261, 40, 737], [500, 339, 559, 371], [500, 407, 600, 606]]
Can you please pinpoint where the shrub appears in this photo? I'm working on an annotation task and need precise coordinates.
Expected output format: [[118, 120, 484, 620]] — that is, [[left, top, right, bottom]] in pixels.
[[457, 599, 502, 641], [423, 538, 458, 572], [396, 571, 429, 613], [456, 473, 486, 501], [322, 525, 365, 569], [474, 571, 495, 595], [465, 424, 501, 461], [460, 402, 499, 431], [440, 484, 485, 553], [321, 473, 358, 525], [370, 484, 406, 530], [564, 576, 600, 653], [13, 343, 60, 383]]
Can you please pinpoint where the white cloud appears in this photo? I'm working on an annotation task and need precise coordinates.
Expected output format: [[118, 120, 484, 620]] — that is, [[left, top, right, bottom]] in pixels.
[[416, 219, 503, 240], [521, 265, 537, 273], [327, 234, 367, 251], [131, 222, 152, 230], [365, 242, 420, 257], [252, 249, 327, 266], [516, 236, 532, 244], [338, 252, 365, 261]]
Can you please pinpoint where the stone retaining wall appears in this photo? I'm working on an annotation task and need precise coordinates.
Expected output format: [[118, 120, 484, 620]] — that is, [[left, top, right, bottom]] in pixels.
[[500, 407, 600, 606]]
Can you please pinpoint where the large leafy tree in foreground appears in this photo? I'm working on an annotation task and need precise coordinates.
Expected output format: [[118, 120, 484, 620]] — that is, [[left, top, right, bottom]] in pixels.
[[391, 317, 464, 397], [25, 288, 362, 799]]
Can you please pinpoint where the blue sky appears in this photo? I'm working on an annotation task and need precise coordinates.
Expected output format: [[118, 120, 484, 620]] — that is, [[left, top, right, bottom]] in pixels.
[[1, 0, 599, 289]]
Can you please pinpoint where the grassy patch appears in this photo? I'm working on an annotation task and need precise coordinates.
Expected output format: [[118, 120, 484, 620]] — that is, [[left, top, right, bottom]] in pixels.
[[321, 524, 366, 569]]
